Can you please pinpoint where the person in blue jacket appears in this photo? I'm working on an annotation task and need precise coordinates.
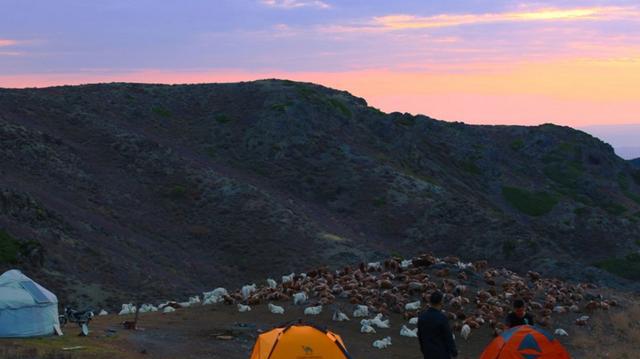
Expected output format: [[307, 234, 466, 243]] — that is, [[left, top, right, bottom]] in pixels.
[[417, 291, 458, 359]]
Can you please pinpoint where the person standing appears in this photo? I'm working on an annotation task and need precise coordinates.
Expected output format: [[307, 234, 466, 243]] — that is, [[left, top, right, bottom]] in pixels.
[[417, 291, 458, 359], [506, 299, 535, 328]]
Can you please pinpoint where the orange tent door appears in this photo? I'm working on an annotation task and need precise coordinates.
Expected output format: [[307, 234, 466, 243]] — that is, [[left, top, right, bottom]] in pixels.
[[250, 328, 283, 359]]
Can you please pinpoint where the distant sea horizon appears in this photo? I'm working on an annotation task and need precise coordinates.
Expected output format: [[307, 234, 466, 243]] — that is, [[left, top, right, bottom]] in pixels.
[[579, 124, 640, 160]]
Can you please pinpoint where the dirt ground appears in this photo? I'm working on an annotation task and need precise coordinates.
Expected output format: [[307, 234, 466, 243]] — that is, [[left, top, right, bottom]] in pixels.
[[1, 301, 580, 359]]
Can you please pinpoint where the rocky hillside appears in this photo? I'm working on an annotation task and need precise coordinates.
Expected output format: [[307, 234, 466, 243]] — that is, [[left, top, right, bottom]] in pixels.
[[1, 80, 639, 307], [631, 158, 640, 168]]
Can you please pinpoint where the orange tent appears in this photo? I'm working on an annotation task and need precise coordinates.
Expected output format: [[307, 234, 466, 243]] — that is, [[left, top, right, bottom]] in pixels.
[[480, 325, 571, 359], [250, 324, 352, 359]]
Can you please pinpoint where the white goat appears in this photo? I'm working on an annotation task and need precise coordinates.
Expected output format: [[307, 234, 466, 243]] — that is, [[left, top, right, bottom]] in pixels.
[[333, 310, 350, 322], [361, 324, 377, 334], [267, 278, 277, 289], [461, 324, 471, 340], [370, 313, 390, 328], [241, 284, 257, 300], [178, 301, 192, 308], [353, 305, 369, 318], [188, 296, 200, 305], [400, 325, 418, 338], [304, 305, 322, 315], [372, 337, 392, 349], [367, 262, 382, 271], [202, 288, 228, 305], [138, 304, 158, 313], [293, 292, 308, 305], [282, 273, 295, 284], [268, 303, 285, 314], [118, 304, 136, 315], [405, 301, 421, 311]]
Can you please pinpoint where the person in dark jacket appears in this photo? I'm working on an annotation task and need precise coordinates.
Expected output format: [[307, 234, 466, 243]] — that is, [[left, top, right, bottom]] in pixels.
[[505, 299, 535, 328], [417, 291, 458, 359]]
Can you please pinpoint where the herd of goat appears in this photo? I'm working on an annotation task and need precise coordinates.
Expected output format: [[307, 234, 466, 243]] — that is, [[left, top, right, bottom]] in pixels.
[[112, 253, 615, 349]]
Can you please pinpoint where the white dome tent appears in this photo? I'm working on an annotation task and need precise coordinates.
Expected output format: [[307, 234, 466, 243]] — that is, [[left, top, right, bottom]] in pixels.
[[0, 269, 60, 337]]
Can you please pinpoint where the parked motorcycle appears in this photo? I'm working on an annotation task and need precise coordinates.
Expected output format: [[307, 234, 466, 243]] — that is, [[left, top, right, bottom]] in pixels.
[[59, 307, 94, 336]]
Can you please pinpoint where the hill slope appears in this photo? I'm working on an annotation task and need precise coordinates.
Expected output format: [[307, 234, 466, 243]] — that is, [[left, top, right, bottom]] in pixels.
[[1, 80, 639, 306]]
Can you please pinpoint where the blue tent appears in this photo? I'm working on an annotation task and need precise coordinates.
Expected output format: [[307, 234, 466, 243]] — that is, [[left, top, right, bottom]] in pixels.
[[0, 269, 59, 337]]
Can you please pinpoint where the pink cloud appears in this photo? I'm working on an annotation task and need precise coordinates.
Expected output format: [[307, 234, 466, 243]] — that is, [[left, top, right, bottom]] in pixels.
[[261, 0, 330, 10], [0, 39, 18, 47]]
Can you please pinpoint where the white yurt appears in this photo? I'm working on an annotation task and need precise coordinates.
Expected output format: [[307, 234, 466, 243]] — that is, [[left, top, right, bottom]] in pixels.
[[0, 269, 60, 337]]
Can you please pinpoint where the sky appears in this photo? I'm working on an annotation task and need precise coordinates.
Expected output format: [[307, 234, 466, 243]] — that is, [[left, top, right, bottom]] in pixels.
[[1, 0, 639, 157]]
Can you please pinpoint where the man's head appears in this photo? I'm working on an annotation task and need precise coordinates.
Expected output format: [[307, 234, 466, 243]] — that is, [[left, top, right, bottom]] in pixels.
[[430, 291, 444, 308], [513, 299, 526, 317]]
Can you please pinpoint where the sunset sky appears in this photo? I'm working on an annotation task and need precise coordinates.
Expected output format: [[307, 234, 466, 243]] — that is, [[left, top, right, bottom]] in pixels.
[[1, 0, 639, 156]]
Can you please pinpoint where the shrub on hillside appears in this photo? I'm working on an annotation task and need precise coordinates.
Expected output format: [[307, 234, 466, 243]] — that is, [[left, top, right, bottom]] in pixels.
[[595, 253, 640, 280], [166, 185, 187, 199], [510, 139, 524, 151], [215, 113, 234, 124], [544, 163, 583, 188], [601, 202, 627, 216], [0, 229, 20, 264], [328, 98, 352, 118], [0, 231, 43, 266], [460, 159, 481, 175], [152, 106, 171, 118], [501, 186, 558, 216]]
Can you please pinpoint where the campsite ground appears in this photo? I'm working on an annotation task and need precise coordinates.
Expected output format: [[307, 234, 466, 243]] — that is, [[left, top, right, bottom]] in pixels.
[[4, 299, 638, 359]]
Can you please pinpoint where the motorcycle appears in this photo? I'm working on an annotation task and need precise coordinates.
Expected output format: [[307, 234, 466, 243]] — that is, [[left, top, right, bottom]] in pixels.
[[59, 307, 94, 336]]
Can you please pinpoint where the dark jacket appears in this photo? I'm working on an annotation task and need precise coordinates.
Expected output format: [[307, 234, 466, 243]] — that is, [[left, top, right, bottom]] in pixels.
[[506, 312, 535, 328], [417, 307, 458, 359]]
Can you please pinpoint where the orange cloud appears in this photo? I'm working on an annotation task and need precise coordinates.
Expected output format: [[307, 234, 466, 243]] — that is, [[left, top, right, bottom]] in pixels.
[[321, 6, 640, 33]]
